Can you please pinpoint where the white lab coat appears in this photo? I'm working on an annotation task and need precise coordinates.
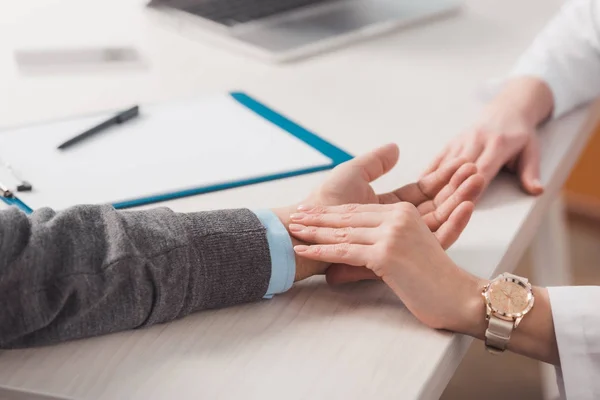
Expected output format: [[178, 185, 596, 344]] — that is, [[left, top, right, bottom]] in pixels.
[[509, 1, 600, 398]]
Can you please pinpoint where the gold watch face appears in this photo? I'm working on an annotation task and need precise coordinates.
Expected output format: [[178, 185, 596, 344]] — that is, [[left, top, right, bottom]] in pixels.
[[487, 278, 533, 317]]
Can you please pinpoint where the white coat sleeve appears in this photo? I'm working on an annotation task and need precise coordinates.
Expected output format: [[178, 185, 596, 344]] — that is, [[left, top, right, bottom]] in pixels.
[[510, 0, 600, 118], [547, 286, 600, 399]]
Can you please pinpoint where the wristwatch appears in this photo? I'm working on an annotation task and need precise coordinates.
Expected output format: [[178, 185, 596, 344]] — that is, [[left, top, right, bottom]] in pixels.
[[481, 272, 535, 354]]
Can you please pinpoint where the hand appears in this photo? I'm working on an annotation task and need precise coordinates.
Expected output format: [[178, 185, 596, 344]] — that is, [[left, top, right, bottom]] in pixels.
[[288, 203, 486, 336], [296, 143, 484, 284], [424, 107, 542, 196], [423, 77, 554, 199], [289, 204, 562, 365]]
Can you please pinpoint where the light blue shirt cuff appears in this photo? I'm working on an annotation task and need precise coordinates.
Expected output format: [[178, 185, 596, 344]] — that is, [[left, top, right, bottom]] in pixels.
[[252, 209, 296, 299]]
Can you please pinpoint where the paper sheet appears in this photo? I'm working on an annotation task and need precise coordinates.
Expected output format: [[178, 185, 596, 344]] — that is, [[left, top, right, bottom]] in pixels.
[[0, 94, 333, 210]]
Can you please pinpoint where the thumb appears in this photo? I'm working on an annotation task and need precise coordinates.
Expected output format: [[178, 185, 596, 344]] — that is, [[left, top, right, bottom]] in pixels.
[[344, 143, 400, 182], [518, 137, 544, 195]]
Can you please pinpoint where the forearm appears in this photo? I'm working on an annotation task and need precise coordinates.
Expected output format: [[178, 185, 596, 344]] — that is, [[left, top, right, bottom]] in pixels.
[[0, 206, 272, 348], [486, 77, 554, 127], [507, 287, 559, 365], [509, 0, 600, 118]]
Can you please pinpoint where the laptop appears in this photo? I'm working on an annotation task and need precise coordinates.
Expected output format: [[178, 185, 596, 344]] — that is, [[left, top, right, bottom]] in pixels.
[[147, 0, 462, 63]]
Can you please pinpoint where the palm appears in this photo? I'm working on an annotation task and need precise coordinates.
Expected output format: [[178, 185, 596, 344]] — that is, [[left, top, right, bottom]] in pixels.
[[313, 165, 379, 206]]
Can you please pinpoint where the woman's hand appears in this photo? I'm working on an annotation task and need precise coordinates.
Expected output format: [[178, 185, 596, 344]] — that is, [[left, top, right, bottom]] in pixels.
[[290, 143, 485, 283], [308, 143, 483, 249], [423, 77, 554, 199], [289, 203, 486, 336]]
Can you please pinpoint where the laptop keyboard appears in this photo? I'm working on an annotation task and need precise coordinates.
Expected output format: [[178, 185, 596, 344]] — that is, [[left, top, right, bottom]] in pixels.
[[153, 0, 332, 26]]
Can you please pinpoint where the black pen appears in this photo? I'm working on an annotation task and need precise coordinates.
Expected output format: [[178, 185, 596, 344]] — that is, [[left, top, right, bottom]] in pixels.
[[57, 105, 140, 150]]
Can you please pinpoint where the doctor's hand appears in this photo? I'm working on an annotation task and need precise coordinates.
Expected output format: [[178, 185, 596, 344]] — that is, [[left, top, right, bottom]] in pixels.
[[289, 203, 486, 335], [423, 77, 554, 200], [290, 143, 484, 283]]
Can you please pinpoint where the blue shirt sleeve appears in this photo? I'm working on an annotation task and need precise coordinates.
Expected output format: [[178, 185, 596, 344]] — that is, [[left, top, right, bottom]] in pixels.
[[252, 209, 296, 299]]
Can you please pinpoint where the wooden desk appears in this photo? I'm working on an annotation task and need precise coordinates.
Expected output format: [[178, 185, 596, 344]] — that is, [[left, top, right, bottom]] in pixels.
[[0, 0, 595, 398]]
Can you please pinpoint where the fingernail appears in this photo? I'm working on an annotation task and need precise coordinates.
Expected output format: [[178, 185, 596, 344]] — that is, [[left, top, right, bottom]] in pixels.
[[289, 223, 305, 232], [290, 213, 306, 221], [532, 179, 543, 188], [294, 245, 309, 252], [297, 204, 314, 211]]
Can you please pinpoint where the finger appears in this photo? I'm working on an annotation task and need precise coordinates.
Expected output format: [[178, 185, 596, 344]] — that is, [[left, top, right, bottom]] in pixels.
[[475, 143, 512, 188], [325, 264, 380, 285], [381, 157, 468, 205], [289, 224, 377, 245], [434, 201, 475, 249], [505, 155, 519, 173], [342, 143, 399, 182], [416, 162, 478, 216], [296, 203, 397, 214], [434, 144, 465, 173], [460, 140, 485, 163], [294, 244, 370, 266], [518, 138, 544, 195], [422, 173, 485, 231], [290, 211, 384, 228], [447, 143, 464, 159], [421, 145, 449, 176], [434, 153, 460, 177]]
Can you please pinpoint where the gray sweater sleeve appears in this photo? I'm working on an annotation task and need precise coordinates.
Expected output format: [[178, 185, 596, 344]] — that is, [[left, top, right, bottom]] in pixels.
[[0, 205, 272, 348]]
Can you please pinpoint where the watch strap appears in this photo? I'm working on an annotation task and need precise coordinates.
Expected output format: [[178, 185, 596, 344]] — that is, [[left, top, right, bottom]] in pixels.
[[503, 272, 528, 284], [485, 315, 514, 354]]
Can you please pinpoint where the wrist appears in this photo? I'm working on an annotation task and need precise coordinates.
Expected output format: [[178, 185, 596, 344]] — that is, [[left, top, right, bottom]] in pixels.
[[271, 206, 330, 282], [452, 273, 489, 340], [486, 76, 554, 128], [508, 286, 559, 365]]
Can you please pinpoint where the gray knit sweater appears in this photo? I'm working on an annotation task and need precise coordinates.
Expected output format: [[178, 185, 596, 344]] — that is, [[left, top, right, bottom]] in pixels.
[[0, 205, 272, 348]]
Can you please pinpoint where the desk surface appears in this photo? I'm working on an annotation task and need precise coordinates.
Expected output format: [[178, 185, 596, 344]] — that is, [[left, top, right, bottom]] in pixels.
[[0, 0, 596, 399]]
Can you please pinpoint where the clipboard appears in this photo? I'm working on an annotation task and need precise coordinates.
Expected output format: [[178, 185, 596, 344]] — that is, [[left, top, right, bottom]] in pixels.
[[0, 92, 352, 213]]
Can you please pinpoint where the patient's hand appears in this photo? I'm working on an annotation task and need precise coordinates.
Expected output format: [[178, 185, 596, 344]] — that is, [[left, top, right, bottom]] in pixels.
[[295, 143, 484, 284]]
